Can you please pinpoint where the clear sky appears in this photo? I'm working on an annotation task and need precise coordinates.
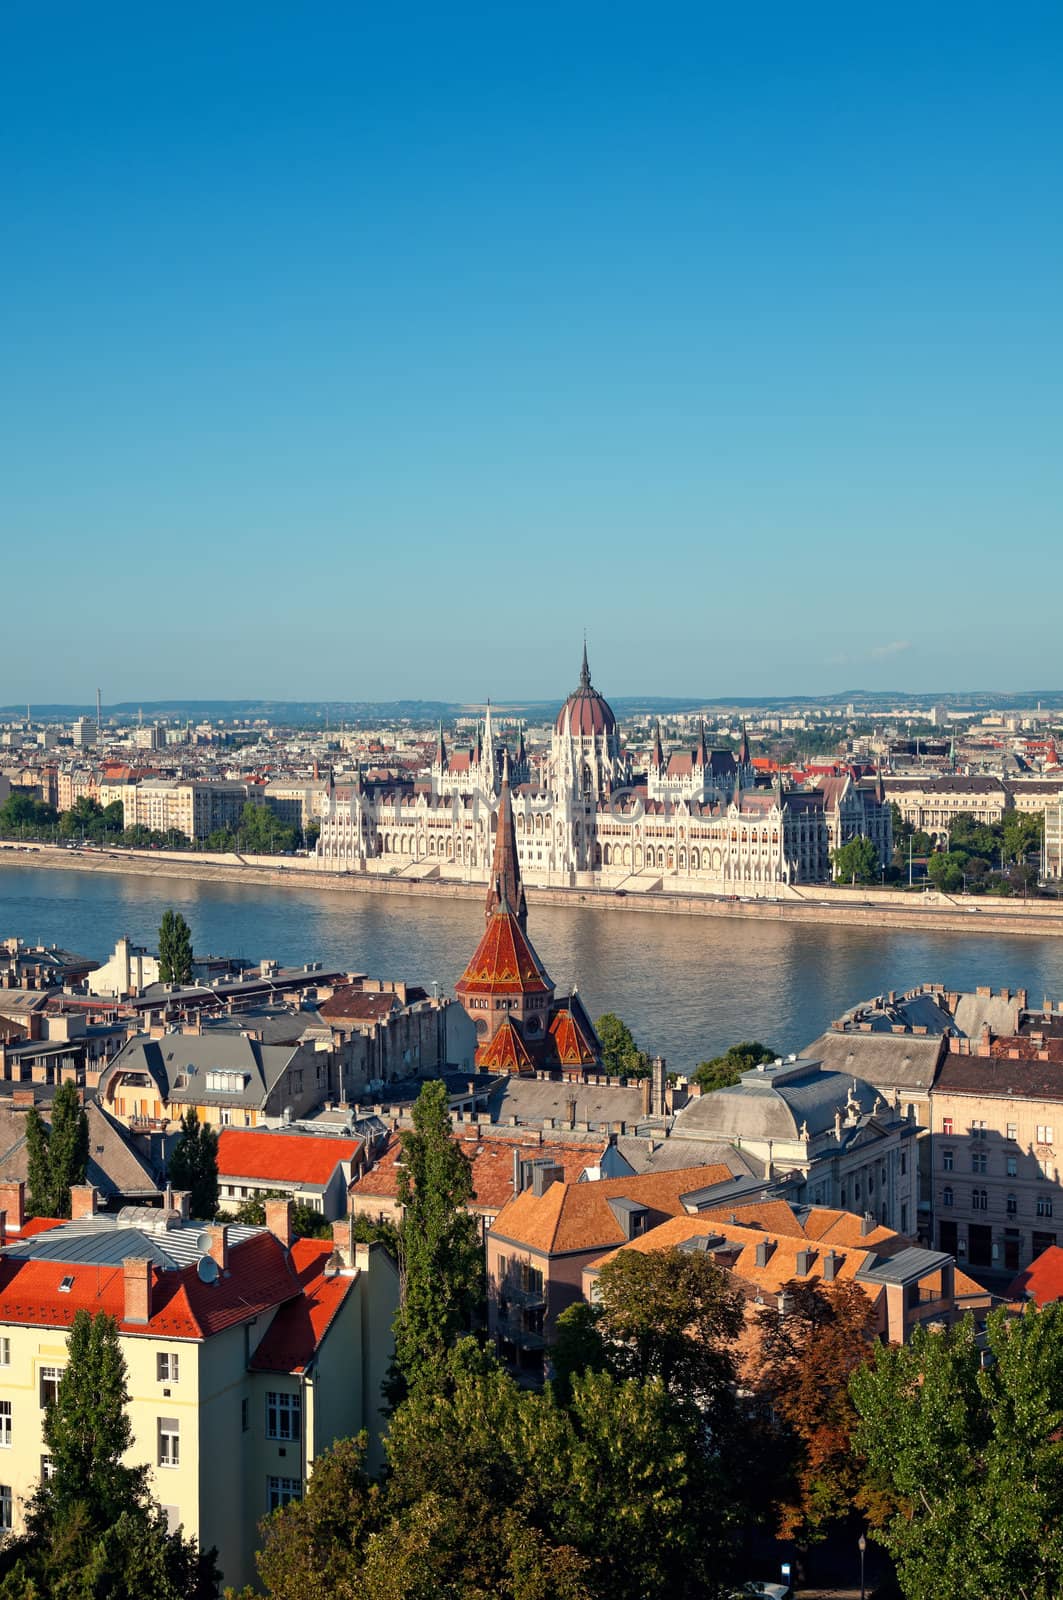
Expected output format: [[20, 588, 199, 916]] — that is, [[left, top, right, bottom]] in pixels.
[[2, 2, 1061, 705]]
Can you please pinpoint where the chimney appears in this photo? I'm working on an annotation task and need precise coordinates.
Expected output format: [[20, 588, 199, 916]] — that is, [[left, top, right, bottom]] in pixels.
[[640, 1076, 652, 1116], [860, 1212, 875, 1237], [0, 1182, 25, 1232], [795, 1248, 813, 1275], [70, 1185, 97, 1220], [651, 1056, 667, 1117], [566, 1098, 577, 1130], [265, 1197, 294, 1248], [754, 1239, 775, 1268], [123, 1257, 152, 1324], [512, 1147, 521, 1197], [531, 1159, 564, 1198], [823, 1250, 840, 1282], [206, 1225, 229, 1270], [171, 1189, 191, 1219], [331, 1212, 356, 1268]]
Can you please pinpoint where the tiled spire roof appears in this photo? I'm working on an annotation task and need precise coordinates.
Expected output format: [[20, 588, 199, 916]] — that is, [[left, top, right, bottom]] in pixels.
[[484, 757, 527, 931]]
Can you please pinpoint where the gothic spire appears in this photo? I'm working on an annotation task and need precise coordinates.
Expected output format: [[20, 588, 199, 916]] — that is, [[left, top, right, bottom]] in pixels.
[[435, 720, 448, 769], [696, 716, 708, 769], [485, 752, 528, 931], [579, 638, 591, 690], [652, 719, 664, 770], [739, 722, 751, 766]]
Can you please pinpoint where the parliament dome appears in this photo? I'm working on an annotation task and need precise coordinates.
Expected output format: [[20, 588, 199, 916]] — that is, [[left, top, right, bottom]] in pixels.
[[554, 645, 617, 738]]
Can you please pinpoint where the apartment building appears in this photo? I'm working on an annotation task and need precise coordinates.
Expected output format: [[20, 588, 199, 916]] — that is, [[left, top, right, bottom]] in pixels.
[[98, 1032, 332, 1132], [216, 1128, 364, 1220], [582, 1200, 991, 1347], [0, 1186, 398, 1591]]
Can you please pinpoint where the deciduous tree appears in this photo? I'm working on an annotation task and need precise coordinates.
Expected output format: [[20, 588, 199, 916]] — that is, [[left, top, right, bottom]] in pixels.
[[25, 1081, 88, 1218], [693, 1041, 775, 1094], [167, 1109, 219, 1220]]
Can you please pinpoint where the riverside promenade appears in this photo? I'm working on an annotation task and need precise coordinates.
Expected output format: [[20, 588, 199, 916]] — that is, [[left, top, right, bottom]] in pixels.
[[3, 841, 1063, 940]]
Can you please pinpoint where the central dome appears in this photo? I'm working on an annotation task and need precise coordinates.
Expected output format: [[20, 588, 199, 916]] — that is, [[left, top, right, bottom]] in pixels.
[[554, 644, 617, 738]]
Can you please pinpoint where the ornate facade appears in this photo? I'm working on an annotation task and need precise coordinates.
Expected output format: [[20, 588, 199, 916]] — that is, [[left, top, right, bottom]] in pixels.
[[315, 646, 892, 895]]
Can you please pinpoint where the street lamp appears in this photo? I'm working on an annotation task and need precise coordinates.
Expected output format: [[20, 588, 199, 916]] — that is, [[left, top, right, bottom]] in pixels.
[[859, 1532, 867, 1600]]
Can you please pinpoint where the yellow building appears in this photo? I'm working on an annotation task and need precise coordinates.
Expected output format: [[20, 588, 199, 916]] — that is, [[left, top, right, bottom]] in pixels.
[[0, 1183, 398, 1591]]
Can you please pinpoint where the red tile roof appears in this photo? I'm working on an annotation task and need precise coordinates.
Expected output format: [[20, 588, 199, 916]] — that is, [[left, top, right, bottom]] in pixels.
[[350, 1131, 607, 1215], [318, 990, 400, 1023], [548, 1007, 598, 1068], [455, 912, 552, 996], [478, 1017, 535, 1074], [0, 1230, 300, 1340], [248, 1238, 355, 1373], [217, 1129, 361, 1187], [1009, 1244, 1063, 1305]]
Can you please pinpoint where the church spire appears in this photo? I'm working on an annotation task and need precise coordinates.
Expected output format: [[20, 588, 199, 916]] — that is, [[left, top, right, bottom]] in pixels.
[[485, 752, 528, 931], [739, 722, 751, 766], [435, 720, 448, 770], [696, 716, 708, 769], [652, 719, 664, 771], [580, 638, 591, 690]]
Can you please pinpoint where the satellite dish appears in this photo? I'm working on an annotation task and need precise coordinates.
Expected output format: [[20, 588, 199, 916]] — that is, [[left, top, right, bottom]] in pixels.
[[195, 1231, 214, 1254], [197, 1255, 219, 1285]]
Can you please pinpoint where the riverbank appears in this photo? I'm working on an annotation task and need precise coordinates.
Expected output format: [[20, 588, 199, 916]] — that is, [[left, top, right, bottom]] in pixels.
[[3, 841, 1063, 939]]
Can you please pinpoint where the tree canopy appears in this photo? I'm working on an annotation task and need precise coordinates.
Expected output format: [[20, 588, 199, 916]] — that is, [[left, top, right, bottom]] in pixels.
[[158, 909, 194, 985], [594, 1014, 650, 1078], [831, 835, 880, 884], [167, 1109, 219, 1220], [389, 1080, 483, 1399], [25, 1082, 89, 1219], [852, 1303, 1063, 1600], [692, 1041, 775, 1094]]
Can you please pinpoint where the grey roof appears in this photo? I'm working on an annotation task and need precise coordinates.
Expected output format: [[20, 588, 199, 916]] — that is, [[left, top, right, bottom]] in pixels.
[[487, 1076, 653, 1132], [4, 1215, 262, 1271], [671, 1061, 879, 1143], [856, 1246, 954, 1287], [0, 1101, 159, 1200], [102, 1034, 300, 1110], [637, 1138, 763, 1178], [803, 1031, 944, 1095]]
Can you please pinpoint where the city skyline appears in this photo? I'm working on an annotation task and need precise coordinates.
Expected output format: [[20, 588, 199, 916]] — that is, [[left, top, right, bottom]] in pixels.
[[3, 3, 1061, 702]]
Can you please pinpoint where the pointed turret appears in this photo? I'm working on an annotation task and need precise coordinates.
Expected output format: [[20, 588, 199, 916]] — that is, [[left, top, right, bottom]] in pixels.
[[473, 721, 483, 764], [652, 719, 664, 771], [485, 753, 528, 930], [515, 720, 526, 767], [435, 721, 448, 771], [739, 722, 751, 766], [580, 637, 591, 690], [695, 717, 708, 769]]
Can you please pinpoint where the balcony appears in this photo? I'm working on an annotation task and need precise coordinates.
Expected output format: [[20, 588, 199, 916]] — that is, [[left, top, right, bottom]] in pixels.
[[497, 1311, 547, 1350], [502, 1279, 546, 1309]]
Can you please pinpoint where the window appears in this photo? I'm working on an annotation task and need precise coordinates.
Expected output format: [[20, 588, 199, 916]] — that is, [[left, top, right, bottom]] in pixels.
[[0, 1486, 10, 1532], [901, 1153, 907, 1176], [266, 1391, 301, 1442], [943, 1149, 954, 1172], [0, 1403, 10, 1448], [1007, 1156, 1018, 1177], [39, 1367, 62, 1409], [0, 1339, 9, 1367], [1038, 1125, 1055, 1145], [1038, 1195, 1055, 1219], [158, 1417, 180, 1467], [267, 1476, 301, 1512], [942, 1117, 954, 1136], [241, 1397, 249, 1433], [971, 1120, 988, 1140], [40, 1455, 56, 1482], [943, 1186, 954, 1208], [972, 1151, 987, 1174], [972, 1189, 989, 1211], [1007, 1193, 1018, 1216], [157, 1352, 179, 1384], [1007, 1123, 1018, 1141]]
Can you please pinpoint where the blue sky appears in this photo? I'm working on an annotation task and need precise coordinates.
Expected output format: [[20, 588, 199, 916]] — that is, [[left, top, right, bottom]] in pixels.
[[2, 2, 1061, 704]]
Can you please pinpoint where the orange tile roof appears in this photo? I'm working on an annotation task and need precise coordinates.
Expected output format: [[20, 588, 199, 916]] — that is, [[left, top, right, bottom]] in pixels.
[[248, 1238, 356, 1373], [350, 1131, 607, 1215], [548, 1007, 598, 1068], [1008, 1244, 1063, 1305], [0, 1231, 300, 1341], [491, 1165, 736, 1255], [455, 912, 552, 996], [700, 1200, 900, 1253], [217, 1129, 361, 1187], [477, 1017, 534, 1074], [588, 1214, 878, 1295]]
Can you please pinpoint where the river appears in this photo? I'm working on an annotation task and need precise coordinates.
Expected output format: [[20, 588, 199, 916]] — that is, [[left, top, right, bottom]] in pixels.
[[4, 862, 1063, 1071]]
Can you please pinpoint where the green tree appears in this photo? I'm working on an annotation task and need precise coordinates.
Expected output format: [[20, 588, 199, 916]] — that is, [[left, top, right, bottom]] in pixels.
[[0, 1310, 218, 1600], [693, 1040, 776, 1094], [167, 1109, 219, 1220], [549, 1301, 609, 1404], [1002, 809, 1043, 866], [831, 834, 881, 884], [24, 1082, 89, 1218], [390, 1080, 483, 1397], [590, 1246, 744, 1414], [0, 791, 58, 836], [594, 1013, 649, 1077], [925, 850, 968, 893], [236, 802, 299, 855], [158, 909, 194, 984], [851, 1304, 1063, 1600]]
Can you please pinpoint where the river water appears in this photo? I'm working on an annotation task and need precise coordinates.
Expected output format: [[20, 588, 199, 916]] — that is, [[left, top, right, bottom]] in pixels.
[[4, 862, 1063, 1071]]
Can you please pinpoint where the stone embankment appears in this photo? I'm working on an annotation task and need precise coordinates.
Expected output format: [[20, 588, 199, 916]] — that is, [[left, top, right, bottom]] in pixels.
[[3, 841, 1063, 939]]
